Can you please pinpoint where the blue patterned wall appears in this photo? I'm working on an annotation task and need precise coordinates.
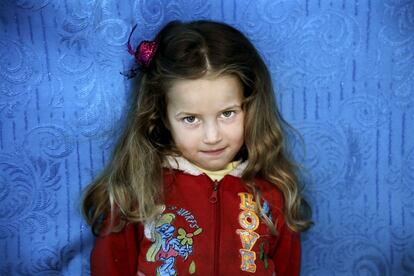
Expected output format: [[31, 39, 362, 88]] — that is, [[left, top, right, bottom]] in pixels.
[[1, 0, 413, 275]]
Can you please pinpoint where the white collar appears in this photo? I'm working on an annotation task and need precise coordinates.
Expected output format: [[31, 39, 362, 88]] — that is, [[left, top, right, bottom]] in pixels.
[[163, 155, 248, 178]]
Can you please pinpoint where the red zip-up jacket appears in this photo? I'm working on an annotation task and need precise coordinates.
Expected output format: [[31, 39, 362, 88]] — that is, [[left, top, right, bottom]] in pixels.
[[91, 157, 301, 275]]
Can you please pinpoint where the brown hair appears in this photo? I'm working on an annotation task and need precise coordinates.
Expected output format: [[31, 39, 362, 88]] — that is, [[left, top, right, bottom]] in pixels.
[[82, 20, 312, 235]]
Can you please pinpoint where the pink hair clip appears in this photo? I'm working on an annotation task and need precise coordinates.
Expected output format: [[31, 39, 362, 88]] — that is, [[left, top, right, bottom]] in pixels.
[[127, 25, 158, 69]]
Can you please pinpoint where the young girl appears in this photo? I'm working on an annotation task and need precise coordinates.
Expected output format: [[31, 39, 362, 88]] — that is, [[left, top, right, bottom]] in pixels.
[[82, 20, 311, 276]]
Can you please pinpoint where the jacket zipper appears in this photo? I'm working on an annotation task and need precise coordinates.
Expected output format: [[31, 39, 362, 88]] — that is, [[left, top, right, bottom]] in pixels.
[[209, 180, 220, 276]]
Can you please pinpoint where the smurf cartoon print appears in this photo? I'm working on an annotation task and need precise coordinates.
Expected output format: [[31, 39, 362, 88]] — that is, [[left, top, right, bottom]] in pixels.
[[145, 208, 202, 275]]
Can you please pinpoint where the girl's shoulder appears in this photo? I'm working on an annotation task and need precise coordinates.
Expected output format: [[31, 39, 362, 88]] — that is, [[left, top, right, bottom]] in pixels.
[[254, 177, 285, 214], [255, 177, 284, 199]]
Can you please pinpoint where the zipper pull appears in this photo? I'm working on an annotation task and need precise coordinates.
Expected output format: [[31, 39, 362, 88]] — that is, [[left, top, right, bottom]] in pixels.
[[209, 180, 219, 203]]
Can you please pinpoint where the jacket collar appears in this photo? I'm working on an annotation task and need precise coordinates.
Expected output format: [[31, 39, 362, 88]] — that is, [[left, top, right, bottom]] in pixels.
[[163, 155, 248, 178]]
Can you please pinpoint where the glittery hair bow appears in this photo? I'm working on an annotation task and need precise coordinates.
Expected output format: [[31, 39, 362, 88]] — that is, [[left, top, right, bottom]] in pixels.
[[123, 25, 158, 78]]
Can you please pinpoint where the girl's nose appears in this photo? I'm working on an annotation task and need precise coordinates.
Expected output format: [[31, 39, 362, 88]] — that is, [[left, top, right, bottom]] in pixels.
[[202, 122, 222, 144]]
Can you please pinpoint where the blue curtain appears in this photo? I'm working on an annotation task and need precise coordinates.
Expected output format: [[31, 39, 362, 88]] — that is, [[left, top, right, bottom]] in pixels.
[[1, 0, 413, 275]]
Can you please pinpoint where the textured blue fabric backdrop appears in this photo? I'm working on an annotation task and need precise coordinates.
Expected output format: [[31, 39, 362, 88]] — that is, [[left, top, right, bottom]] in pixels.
[[1, 0, 413, 275]]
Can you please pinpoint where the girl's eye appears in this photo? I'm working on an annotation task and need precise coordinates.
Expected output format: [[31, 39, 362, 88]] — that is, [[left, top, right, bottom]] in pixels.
[[182, 116, 198, 124], [222, 111, 235, 118]]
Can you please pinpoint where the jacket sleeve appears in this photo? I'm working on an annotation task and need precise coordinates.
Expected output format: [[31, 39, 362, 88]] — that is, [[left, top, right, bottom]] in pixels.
[[90, 222, 143, 276], [270, 221, 301, 276]]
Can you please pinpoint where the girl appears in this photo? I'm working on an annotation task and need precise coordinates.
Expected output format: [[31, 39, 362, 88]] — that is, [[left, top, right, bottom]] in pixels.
[[82, 20, 312, 276]]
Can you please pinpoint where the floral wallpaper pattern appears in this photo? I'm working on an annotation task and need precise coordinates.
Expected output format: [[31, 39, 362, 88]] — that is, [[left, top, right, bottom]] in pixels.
[[0, 0, 413, 275]]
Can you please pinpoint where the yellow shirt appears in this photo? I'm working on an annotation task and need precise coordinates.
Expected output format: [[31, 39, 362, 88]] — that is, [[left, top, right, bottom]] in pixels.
[[193, 160, 242, 181]]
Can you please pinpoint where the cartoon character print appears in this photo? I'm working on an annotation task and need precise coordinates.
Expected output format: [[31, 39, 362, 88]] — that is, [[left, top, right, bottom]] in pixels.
[[262, 200, 273, 222], [146, 210, 202, 275]]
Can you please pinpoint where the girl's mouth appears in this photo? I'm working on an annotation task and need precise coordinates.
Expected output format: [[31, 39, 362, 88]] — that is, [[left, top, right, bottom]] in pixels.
[[201, 148, 226, 156]]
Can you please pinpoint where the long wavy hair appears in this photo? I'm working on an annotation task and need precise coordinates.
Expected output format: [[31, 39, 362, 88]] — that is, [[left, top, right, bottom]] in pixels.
[[82, 20, 312, 235]]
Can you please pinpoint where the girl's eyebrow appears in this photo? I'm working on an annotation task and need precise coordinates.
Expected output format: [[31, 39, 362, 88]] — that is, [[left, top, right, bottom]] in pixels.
[[174, 111, 198, 118], [174, 104, 242, 118], [222, 104, 242, 110]]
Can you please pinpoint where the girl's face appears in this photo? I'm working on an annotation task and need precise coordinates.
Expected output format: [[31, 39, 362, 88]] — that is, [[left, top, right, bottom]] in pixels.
[[166, 74, 245, 171]]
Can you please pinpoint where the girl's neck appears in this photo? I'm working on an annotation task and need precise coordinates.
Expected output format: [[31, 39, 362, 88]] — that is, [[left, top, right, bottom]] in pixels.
[[163, 155, 247, 180], [191, 160, 242, 181]]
